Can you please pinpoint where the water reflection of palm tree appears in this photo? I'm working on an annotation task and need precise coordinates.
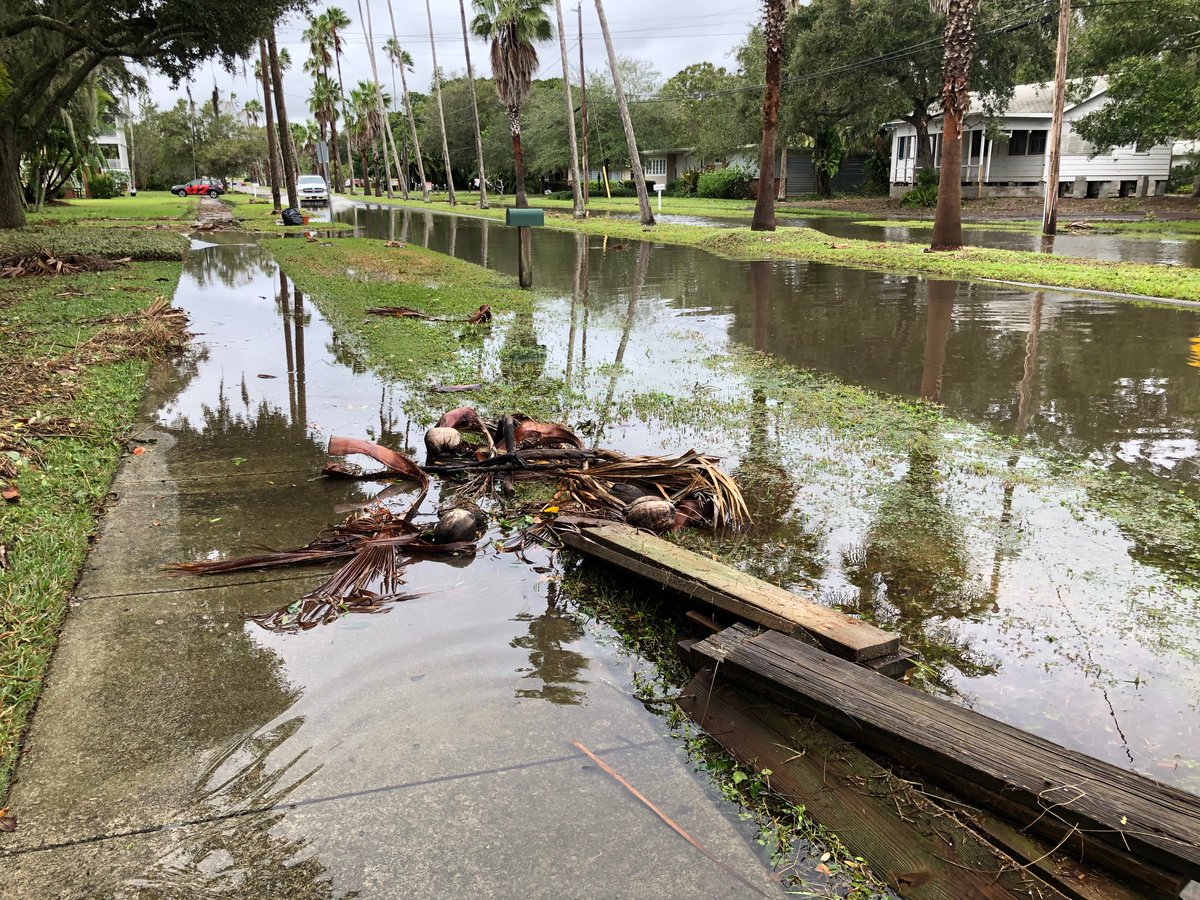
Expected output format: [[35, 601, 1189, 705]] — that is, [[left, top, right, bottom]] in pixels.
[[292, 279, 309, 428], [278, 270, 297, 423], [565, 232, 588, 385], [511, 581, 588, 704], [594, 241, 651, 445], [481, 217, 489, 267], [841, 281, 998, 688], [422, 210, 432, 249]]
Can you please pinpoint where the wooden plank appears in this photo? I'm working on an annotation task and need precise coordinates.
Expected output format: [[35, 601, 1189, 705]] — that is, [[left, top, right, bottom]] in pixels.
[[679, 669, 1154, 900], [563, 523, 899, 661], [692, 625, 1200, 885]]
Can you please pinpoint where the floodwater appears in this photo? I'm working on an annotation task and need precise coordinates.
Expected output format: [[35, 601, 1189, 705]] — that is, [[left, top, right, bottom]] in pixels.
[[328, 202, 1200, 796]]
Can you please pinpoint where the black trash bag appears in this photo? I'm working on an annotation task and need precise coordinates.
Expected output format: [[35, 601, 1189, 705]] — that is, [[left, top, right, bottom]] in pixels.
[[281, 207, 304, 226]]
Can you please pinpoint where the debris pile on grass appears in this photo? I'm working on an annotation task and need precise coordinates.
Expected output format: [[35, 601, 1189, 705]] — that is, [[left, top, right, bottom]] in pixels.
[[171, 408, 748, 631], [0, 251, 131, 278]]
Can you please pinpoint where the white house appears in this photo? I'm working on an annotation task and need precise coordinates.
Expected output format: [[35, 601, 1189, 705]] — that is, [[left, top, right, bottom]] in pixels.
[[94, 124, 131, 177], [888, 78, 1173, 200]]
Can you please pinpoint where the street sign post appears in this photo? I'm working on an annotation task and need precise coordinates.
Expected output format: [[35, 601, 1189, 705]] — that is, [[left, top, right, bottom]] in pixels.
[[505, 208, 544, 288]]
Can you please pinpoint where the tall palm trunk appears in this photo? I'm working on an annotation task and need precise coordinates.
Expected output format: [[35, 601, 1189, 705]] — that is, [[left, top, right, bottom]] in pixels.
[[930, 0, 980, 252], [507, 109, 530, 209], [555, 0, 584, 218], [458, 0, 488, 208], [594, 0, 653, 225], [358, 0, 395, 198], [426, 0, 457, 205], [258, 39, 283, 213], [332, 46, 356, 194], [268, 30, 300, 210], [386, 0, 428, 201], [750, 0, 786, 232], [322, 61, 344, 193]]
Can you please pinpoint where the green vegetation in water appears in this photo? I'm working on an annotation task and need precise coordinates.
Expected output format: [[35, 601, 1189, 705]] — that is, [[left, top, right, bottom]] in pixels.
[[331, 195, 1200, 303], [0, 260, 184, 798]]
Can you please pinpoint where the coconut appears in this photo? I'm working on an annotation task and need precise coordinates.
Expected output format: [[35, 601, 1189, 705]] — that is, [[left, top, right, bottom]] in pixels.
[[424, 426, 463, 458], [609, 482, 647, 506], [625, 496, 677, 532], [433, 505, 486, 544]]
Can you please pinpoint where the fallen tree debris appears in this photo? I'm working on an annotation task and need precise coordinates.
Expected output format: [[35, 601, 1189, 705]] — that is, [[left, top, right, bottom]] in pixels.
[[0, 251, 131, 278], [364, 303, 493, 324]]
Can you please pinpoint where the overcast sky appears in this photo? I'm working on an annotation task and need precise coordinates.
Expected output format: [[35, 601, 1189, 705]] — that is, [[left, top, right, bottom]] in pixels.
[[141, 1, 761, 120]]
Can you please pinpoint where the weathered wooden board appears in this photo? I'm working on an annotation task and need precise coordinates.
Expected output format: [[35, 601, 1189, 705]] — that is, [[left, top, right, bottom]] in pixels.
[[679, 668, 1153, 900], [692, 625, 1200, 889], [561, 523, 899, 661]]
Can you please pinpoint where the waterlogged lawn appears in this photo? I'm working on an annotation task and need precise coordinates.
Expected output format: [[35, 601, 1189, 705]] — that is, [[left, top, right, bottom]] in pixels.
[[25, 190, 200, 228], [332, 195, 1200, 302], [0, 260, 183, 796]]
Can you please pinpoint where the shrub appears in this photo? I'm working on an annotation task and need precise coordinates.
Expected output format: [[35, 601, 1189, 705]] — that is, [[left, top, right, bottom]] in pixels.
[[900, 168, 939, 208], [87, 171, 118, 199], [1168, 158, 1198, 194], [697, 167, 752, 199]]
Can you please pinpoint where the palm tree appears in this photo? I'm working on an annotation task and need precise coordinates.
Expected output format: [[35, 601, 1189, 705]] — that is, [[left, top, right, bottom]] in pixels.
[[356, 0, 397, 198], [302, 14, 343, 192], [324, 6, 357, 195], [553, 0, 582, 217], [471, 0, 553, 209], [425, 0, 457, 205], [307, 73, 341, 180], [349, 81, 386, 195], [594, 0, 653, 225], [255, 45, 283, 212], [267, 29, 300, 209], [458, 0, 489, 207], [749, 0, 800, 232], [244, 99, 263, 127], [385, 38, 429, 201], [929, 0, 981, 251]]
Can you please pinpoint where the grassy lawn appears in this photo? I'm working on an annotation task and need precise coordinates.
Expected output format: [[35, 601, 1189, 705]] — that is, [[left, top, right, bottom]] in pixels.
[[857, 217, 1200, 240], [0, 258, 185, 797], [26, 190, 201, 228], [0, 226, 188, 262]]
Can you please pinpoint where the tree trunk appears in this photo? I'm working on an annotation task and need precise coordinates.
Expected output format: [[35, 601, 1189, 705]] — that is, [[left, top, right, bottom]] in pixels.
[[268, 30, 300, 210], [386, 0, 429, 202], [384, 115, 408, 198], [776, 145, 788, 201], [0, 119, 28, 228], [1192, 173, 1199, 198], [930, 0, 979, 252], [555, 0, 584, 218], [328, 110, 344, 194], [595, 0, 653, 225], [333, 49, 356, 195], [459, 0, 489, 208], [751, 0, 785, 232], [426, 0, 456, 206], [510, 113, 529, 209], [361, 151, 371, 196]]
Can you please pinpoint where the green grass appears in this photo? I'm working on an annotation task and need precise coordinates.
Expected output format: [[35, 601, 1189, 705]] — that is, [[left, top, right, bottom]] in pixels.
[[0, 260, 183, 798], [858, 217, 1200, 241], [0, 225, 188, 261], [26, 190, 200, 228], [262, 236, 529, 388]]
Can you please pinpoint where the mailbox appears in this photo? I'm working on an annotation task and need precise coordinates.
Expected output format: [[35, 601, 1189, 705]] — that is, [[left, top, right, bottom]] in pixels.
[[505, 208, 545, 227]]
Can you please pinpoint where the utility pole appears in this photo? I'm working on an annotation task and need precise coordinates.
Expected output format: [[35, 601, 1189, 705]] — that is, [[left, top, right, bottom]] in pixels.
[[426, 0, 457, 206], [1042, 0, 1071, 236], [595, 0, 653, 225], [578, 3, 589, 207], [458, 0, 488, 208], [185, 83, 198, 180], [125, 95, 137, 195]]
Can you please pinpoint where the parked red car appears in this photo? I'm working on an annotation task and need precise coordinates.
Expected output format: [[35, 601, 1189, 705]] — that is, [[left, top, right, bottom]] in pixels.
[[171, 177, 225, 197]]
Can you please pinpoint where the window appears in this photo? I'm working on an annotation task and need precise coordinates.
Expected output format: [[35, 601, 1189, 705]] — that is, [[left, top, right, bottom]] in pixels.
[[98, 143, 120, 160], [1008, 129, 1048, 156], [896, 135, 910, 160], [968, 130, 983, 158], [643, 157, 667, 176]]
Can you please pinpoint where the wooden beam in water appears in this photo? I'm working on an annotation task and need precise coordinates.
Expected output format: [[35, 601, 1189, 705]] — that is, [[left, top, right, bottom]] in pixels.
[[560, 523, 899, 661], [678, 668, 1154, 900], [691, 625, 1199, 893]]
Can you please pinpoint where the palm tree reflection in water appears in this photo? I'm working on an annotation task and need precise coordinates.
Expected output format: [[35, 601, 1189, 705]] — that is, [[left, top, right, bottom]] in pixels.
[[511, 581, 589, 705]]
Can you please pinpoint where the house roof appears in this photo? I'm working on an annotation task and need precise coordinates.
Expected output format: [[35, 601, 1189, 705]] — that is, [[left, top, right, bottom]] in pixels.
[[888, 77, 1108, 125]]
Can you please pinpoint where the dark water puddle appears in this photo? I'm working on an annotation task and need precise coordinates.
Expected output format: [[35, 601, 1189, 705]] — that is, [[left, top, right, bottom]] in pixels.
[[302, 202, 1200, 795]]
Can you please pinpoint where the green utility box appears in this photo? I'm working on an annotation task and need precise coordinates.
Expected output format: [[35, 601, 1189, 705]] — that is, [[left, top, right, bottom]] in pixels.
[[505, 208, 545, 227]]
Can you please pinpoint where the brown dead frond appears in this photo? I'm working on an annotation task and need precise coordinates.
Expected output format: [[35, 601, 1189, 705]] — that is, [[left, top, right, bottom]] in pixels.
[[0, 251, 131, 278], [76, 297, 189, 359]]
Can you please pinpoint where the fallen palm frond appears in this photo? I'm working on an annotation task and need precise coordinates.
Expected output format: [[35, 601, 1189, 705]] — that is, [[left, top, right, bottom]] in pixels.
[[0, 251, 131, 278], [76, 297, 189, 359], [365, 303, 492, 324]]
